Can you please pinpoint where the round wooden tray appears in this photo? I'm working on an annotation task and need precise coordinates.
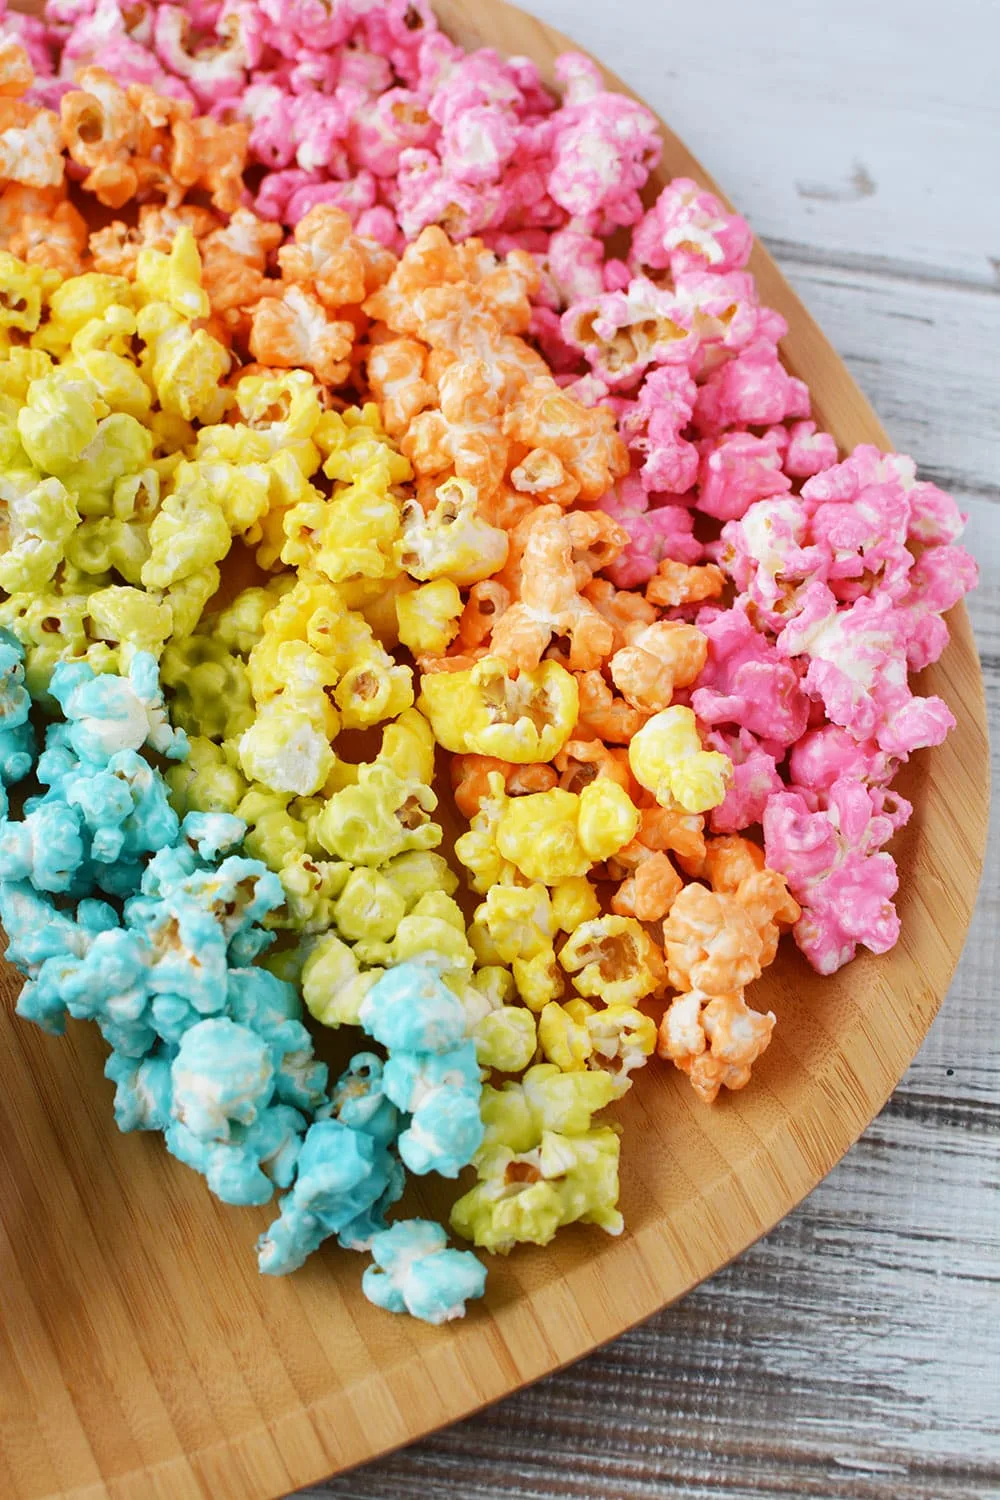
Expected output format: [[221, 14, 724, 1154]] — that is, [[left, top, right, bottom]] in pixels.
[[0, 3, 989, 1496]]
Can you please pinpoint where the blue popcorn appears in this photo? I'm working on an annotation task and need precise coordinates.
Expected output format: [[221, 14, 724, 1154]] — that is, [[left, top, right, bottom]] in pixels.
[[362, 1220, 486, 1325], [337, 1154, 406, 1252], [50, 651, 187, 765], [126, 895, 229, 1014], [0, 630, 30, 728], [106, 1048, 174, 1132], [0, 721, 35, 786], [326, 1053, 399, 1148], [0, 802, 84, 892], [150, 992, 203, 1045], [257, 1118, 393, 1276], [359, 961, 468, 1055], [171, 1017, 275, 1141], [0, 881, 88, 975], [166, 1103, 305, 1206], [382, 1042, 484, 1179], [180, 811, 247, 863]]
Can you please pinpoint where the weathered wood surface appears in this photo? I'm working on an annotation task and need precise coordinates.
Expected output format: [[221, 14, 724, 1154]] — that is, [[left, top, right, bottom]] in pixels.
[[305, 1, 1000, 1496]]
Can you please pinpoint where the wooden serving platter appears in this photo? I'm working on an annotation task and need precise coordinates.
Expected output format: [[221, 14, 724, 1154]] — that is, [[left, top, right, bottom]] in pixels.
[[0, 3, 989, 1497]]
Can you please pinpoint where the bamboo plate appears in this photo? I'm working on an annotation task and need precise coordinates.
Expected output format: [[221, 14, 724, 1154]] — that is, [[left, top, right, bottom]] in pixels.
[[0, 3, 990, 1497]]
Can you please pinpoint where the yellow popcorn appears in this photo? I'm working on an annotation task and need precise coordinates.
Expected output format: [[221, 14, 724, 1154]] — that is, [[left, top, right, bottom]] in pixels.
[[160, 634, 254, 742], [0, 252, 56, 334], [239, 703, 336, 797], [165, 736, 248, 817], [550, 876, 601, 933], [334, 868, 407, 944], [133, 229, 209, 322], [471, 965, 517, 1008], [282, 469, 402, 583], [559, 915, 664, 1006], [335, 656, 414, 731], [378, 708, 437, 789], [495, 789, 591, 883], [418, 656, 578, 763], [274, 852, 351, 933], [474, 1006, 537, 1074], [214, 580, 295, 657], [301, 933, 381, 1028], [538, 998, 655, 1097], [315, 761, 441, 866], [164, 566, 220, 639], [17, 369, 103, 474], [136, 300, 230, 424], [397, 476, 508, 587], [0, 347, 52, 404], [33, 272, 132, 357], [60, 412, 155, 518], [628, 705, 733, 814], [232, 369, 324, 475], [392, 892, 475, 977], [396, 578, 462, 656], [67, 342, 152, 425], [318, 403, 411, 487], [382, 849, 459, 908], [65, 515, 149, 582], [473, 882, 554, 963], [0, 471, 78, 592], [511, 949, 565, 1012], [237, 786, 308, 869], [190, 458, 271, 540], [140, 470, 231, 591], [87, 584, 173, 661], [577, 780, 641, 861], [453, 769, 517, 893]]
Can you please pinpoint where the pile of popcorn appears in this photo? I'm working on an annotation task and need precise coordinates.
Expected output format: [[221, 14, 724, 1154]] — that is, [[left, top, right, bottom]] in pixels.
[[0, 0, 977, 1323]]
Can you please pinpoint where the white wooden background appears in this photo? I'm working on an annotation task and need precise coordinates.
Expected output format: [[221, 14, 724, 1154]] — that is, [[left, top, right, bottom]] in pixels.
[[303, 2, 1000, 1495]]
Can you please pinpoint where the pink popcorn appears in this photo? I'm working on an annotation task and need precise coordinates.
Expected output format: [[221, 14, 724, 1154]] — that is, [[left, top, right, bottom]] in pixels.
[[692, 602, 810, 744], [788, 725, 894, 797], [782, 419, 839, 479], [286, 168, 377, 227], [802, 443, 967, 546], [529, 304, 582, 375], [778, 588, 956, 757], [763, 778, 903, 974], [152, 4, 248, 106], [545, 226, 607, 305], [257, 0, 362, 57], [427, 47, 527, 124], [440, 103, 519, 185], [672, 269, 761, 365], [346, 86, 436, 177], [718, 496, 822, 625], [693, 338, 810, 436], [561, 278, 696, 387], [394, 145, 503, 239], [617, 365, 699, 496], [697, 430, 792, 522], [361, 0, 438, 88], [704, 727, 784, 834], [546, 54, 661, 234], [897, 543, 978, 671], [598, 472, 701, 589], [58, 0, 196, 104], [631, 176, 753, 278]]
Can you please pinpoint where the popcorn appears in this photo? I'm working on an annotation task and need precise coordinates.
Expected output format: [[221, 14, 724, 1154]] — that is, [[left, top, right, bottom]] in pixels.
[[609, 620, 708, 714], [660, 882, 764, 996], [362, 1219, 486, 1324], [632, 178, 752, 278], [539, 997, 656, 1097], [171, 1016, 274, 1140], [764, 777, 903, 973], [495, 781, 639, 883], [450, 1064, 622, 1254], [397, 476, 508, 587], [419, 655, 578, 763], [657, 987, 775, 1105], [599, 473, 701, 590], [693, 340, 809, 437], [697, 429, 792, 522], [629, 706, 733, 814], [691, 603, 809, 745]]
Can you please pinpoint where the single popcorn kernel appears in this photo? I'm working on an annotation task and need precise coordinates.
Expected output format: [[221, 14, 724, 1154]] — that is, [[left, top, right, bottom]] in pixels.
[[418, 655, 578, 763], [629, 706, 733, 814], [396, 578, 463, 655], [559, 915, 664, 1006]]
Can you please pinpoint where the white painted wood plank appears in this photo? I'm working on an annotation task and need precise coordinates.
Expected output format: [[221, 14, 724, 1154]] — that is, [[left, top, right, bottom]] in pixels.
[[523, 0, 1000, 286]]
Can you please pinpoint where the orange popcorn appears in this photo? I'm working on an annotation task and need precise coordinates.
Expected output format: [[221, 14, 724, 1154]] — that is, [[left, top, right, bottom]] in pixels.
[[660, 882, 764, 996], [582, 577, 658, 651], [89, 204, 220, 276], [169, 114, 249, 215], [9, 195, 88, 277], [609, 619, 708, 713], [638, 804, 707, 865], [488, 505, 624, 672], [574, 669, 646, 745], [61, 68, 173, 208], [365, 337, 436, 437], [278, 205, 393, 309], [402, 359, 507, 495], [199, 209, 283, 322], [0, 95, 63, 188], [609, 844, 683, 922], [458, 580, 511, 650], [0, 37, 34, 98], [646, 557, 726, 609], [248, 284, 356, 386], [503, 374, 628, 504], [554, 738, 631, 796], [658, 987, 775, 1105], [451, 754, 558, 819]]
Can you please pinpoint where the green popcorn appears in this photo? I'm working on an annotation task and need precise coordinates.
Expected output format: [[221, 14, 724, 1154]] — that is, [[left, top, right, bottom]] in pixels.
[[160, 635, 253, 742], [165, 736, 248, 817], [214, 579, 295, 658], [164, 567, 220, 640], [66, 516, 151, 582]]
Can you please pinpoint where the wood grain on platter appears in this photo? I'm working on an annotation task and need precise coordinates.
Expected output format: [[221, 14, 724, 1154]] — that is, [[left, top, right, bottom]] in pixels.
[[0, 2, 990, 1497]]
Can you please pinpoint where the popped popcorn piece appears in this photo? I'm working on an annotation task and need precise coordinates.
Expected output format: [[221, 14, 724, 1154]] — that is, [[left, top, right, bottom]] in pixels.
[[495, 781, 639, 883], [657, 987, 775, 1104], [691, 602, 809, 745], [362, 1219, 486, 1324], [397, 476, 508, 587], [660, 881, 764, 995], [697, 429, 792, 522], [418, 655, 578, 763], [631, 177, 752, 278], [609, 619, 708, 713], [538, 997, 656, 1097], [629, 706, 733, 814], [559, 914, 664, 1006]]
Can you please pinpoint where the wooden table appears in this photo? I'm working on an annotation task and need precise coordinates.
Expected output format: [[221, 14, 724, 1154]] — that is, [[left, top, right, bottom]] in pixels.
[[305, 1, 1000, 1496]]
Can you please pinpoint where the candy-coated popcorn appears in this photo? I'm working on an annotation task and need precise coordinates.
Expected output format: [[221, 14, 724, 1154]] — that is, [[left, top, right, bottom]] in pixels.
[[383, 1042, 483, 1177], [657, 987, 775, 1105], [249, 282, 356, 387], [362, 1219, 486, 1324], [171, 1016, 274, 1140], [610, 620, 708, 714], [660, 882, 764, 996], [0, 92, 63, 188], [397, 477, 508, 587], [257, 1116, 400, 1272], [608, 840, 683, 923], [696, 429, 792, 522], [645, 557, 725, 610], [629, 706, 733, 815], [51, 651, 186, 762], [691, 602, 809, 745], [573, 668, 645, 745], [473, 1003, 537, 1074], [693, 340, 809, 437], [598, 475, 701, 590], [631, 178, 752, 279], [782, 420, 839, 479], [418, 655, 578, 763], [702, 727, 784, 835], [359, 959, 467, 1055], [763, 777, 902, 973], [539, 997, 656, 1097], [494, 781, 638, 884], [301, 932, 380, 1029], [333, 867, 407, 944], [559, 915, 664, 1006]]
